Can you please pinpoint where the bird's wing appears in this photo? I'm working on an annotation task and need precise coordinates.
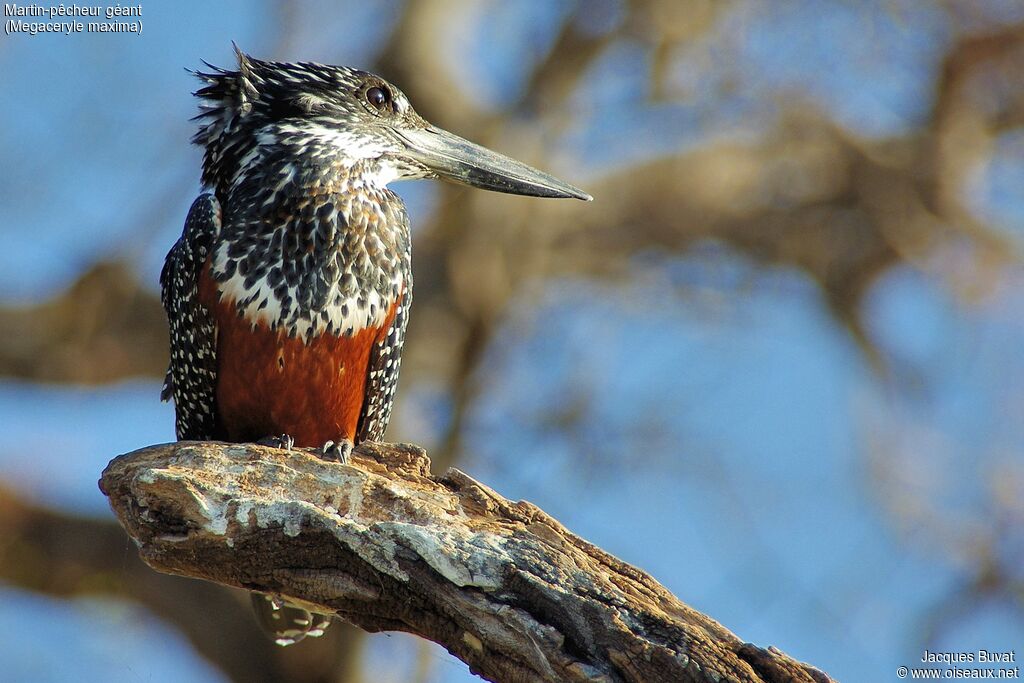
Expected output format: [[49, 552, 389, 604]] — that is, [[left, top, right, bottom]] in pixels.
[[356, 282, 411, 443], [160, 193, 221, 440]]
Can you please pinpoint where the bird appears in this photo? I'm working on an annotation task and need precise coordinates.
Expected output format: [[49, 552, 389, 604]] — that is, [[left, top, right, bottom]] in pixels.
[[159, 45, 590, 646]]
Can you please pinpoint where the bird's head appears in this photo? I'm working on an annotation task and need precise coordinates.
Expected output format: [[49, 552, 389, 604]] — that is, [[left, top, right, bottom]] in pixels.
[[192, 45, 591, 201]]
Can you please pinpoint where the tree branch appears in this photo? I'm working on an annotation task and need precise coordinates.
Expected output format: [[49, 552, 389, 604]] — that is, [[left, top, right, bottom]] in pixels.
[[99, 441, 833, 683]]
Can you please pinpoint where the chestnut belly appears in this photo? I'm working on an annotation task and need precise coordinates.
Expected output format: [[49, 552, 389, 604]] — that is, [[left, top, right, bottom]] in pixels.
[[212, 310, 385, 446]]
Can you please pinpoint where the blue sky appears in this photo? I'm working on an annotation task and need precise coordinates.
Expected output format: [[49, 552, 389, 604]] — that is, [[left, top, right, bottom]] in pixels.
[[0, 1, 1021, 681]]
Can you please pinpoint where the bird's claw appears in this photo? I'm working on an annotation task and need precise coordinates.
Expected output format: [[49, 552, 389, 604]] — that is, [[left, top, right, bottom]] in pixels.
[[257, 433, 295, 451], [251, 593, 332, 646], [319, 439, 353, 464]]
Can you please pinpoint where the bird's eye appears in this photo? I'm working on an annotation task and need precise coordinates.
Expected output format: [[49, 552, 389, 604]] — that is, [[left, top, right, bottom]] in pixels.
[[366, 86, 390, 110]]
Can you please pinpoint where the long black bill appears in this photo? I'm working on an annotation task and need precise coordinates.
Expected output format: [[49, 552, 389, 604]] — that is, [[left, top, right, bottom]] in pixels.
[[395, 126, 592, 201]]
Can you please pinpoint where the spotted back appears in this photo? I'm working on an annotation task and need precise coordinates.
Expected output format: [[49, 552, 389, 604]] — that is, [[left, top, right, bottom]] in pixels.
[[357, 282, 410, 443], [160, 194, 221, 440]]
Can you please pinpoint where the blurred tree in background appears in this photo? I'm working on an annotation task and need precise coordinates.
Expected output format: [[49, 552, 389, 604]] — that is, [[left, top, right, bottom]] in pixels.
[[0, 1, 1021, 681]]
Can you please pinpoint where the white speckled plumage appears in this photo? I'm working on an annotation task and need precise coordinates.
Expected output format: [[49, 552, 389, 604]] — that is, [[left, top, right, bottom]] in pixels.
[[160, 52, 420, 643], [162, 50, 415, 447], [160, 45, 588, 646]]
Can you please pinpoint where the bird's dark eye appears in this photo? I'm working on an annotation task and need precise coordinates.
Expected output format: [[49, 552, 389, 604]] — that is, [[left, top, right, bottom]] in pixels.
[[366, 86, 390, 110]]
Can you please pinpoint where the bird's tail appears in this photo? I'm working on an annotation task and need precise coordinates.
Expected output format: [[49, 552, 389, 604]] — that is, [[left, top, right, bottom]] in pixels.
[[250, 592, 332, 646]]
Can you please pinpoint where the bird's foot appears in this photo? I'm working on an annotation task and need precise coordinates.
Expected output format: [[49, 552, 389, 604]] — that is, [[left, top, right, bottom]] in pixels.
[[251, 593, 332, 646], [319, 439, 353, 464], [256, 433, 295, 451]]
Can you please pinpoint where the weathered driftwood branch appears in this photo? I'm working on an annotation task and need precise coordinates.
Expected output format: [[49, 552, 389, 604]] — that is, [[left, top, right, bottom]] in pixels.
[[99, 442, 833, 683]]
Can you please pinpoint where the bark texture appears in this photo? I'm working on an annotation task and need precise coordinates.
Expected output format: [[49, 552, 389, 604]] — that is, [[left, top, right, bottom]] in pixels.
[[99, 441, 833, 683]]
